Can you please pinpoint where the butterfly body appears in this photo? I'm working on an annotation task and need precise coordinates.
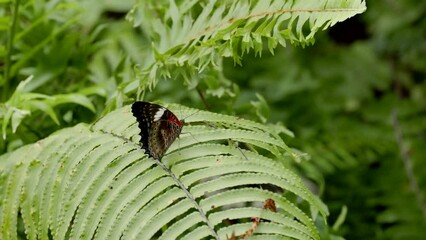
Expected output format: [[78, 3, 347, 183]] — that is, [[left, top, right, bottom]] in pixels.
[[131, 102, 183, 160]]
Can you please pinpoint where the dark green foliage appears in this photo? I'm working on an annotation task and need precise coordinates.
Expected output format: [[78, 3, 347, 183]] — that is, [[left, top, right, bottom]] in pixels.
[[222, 1, 426, 239]]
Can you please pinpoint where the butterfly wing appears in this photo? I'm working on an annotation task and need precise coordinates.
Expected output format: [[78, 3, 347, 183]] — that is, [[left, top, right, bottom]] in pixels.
[[148, 118, 182, 159], [131, 101, 159, 158], [131, 101, 183, 160]]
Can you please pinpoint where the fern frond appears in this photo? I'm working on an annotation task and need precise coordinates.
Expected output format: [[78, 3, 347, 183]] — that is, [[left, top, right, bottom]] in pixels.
[[0, 104, 328, 239], [126, 0, 366, 91]]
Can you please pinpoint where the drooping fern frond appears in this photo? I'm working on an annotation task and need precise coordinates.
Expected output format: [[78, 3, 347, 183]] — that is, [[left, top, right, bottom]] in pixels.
[[126, 0, 366, 92], [0, 104, 327, 239]]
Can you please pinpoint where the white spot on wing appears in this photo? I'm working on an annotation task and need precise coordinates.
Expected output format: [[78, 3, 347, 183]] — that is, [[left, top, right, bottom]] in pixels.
[[153, 108, 166, 121]]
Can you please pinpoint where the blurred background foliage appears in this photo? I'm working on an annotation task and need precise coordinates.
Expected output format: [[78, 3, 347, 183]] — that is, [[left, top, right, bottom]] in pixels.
[[0, 0, 425, 239]]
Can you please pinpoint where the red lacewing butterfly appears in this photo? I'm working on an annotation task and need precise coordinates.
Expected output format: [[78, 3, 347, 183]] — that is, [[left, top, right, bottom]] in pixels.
[[131, 101, 184, 160]]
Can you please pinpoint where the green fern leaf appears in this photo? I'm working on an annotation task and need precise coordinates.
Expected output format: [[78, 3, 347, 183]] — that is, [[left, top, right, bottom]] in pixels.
[[126, 0, 366, 92], [0, 104, 328, 239]]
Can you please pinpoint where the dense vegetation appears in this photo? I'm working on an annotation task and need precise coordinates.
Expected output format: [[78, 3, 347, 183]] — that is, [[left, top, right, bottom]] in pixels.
[[1, 0, 425, 239]]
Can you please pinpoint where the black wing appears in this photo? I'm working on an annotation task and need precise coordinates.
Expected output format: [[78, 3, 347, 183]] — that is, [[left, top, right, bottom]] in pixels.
[[131, 101, 164, 157]]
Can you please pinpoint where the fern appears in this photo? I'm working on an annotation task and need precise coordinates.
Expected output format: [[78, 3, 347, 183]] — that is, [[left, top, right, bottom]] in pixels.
[[124, 0, 366, 93], [1, 76, 96, 139], [0, 104, 327, 239]]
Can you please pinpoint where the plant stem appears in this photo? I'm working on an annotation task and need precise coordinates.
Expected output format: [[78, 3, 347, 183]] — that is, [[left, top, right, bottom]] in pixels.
[[392, 108, 426, 219], [152, 157, 221, 240], [100, 130, 221, 239], [196, 86, 211, 110], [2, 0, 21, 101]]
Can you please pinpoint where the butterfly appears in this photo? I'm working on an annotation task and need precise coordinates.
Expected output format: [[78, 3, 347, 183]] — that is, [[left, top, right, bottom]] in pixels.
[[131, 101, 184, 160]]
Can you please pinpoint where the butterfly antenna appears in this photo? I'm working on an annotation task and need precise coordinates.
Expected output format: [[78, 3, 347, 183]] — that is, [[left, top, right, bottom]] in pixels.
[[179, 108, 202, 143], [181, 108, 201, 122]]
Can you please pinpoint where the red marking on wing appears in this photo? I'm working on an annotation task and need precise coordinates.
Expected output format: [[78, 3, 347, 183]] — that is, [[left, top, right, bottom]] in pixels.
[[167, 116, 183, 126]]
